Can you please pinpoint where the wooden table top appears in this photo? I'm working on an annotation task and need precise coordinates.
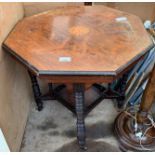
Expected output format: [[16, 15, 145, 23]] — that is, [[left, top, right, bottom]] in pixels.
[[3, 6, 153, 77]]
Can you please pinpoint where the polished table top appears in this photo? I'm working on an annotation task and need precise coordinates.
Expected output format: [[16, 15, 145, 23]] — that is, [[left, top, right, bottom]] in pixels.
[[3, 6, 153, 78]]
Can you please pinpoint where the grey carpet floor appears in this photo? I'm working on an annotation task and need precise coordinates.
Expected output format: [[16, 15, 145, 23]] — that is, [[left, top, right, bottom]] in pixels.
[[21, 99, 120, 152], [21, 99, 155, 152]]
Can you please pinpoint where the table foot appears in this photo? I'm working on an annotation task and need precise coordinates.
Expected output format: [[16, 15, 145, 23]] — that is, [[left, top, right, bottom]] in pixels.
[[80, 145, 88, 150], [28, 71, 43, 111], [35, 100, 43, 111], [74, 83, 86, 149], [114, 110, 155, 152]]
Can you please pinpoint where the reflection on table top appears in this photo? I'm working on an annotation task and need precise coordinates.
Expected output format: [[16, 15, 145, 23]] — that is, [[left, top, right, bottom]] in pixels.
[[4, 6, 153, 76]]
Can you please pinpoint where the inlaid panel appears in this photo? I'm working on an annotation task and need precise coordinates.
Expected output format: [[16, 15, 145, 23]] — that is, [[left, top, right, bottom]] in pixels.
[[4, 6, 153, 76]]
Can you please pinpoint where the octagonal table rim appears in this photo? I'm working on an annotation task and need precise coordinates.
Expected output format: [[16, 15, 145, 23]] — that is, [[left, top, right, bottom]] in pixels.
[[3, 43, 154, 77]]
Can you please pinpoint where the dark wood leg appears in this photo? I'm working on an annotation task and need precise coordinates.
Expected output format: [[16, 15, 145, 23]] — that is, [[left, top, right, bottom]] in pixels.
[[48, 83, 55, 99], [41, 83, 56, 100], [74, 83, 87, 150], [48, 83, 53, 95], [117, 72, 129, 109], [28, 71, 43, 111]]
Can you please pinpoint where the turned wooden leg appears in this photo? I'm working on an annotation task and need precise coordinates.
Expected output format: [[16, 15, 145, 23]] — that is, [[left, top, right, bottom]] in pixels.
[[48, 83, 55, 99], [117, 72, 129, 109], [28, 71, 43, 111], [74, 83, 87, 150], [137, 64, 155, 123], [48, 83, 53, 95]]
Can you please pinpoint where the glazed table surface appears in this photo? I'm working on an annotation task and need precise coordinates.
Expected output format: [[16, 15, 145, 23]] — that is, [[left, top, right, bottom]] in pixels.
[[4, 6, 153, 77]]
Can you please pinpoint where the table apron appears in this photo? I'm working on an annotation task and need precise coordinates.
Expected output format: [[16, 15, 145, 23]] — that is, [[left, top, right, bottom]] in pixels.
[[39, 75, 115, 83]]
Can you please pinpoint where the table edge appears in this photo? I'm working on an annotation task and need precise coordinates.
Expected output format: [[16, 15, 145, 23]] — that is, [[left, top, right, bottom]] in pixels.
[[2, 43, 154, 77]]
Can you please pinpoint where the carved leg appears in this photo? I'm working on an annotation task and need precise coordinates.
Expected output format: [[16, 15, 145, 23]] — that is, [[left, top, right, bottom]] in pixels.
[[28, 71, 43, 111], [74, 83, 87, 150], [48, 83, 55, 99], [48, 83, 53, 95], [117, 72, 129, 109]]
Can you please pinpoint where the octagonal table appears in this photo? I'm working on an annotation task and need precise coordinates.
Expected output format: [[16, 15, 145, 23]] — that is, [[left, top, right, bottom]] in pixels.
[[3, 6, 154, 150]]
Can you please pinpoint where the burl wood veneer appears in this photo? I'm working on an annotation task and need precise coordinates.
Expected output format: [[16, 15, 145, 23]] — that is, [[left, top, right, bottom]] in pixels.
[[3, 6, 153, 81]]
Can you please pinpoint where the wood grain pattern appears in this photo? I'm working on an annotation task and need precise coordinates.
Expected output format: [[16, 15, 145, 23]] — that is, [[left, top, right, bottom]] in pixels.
[[4, 6, 153, 77], [137, 64, 155, 123]]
